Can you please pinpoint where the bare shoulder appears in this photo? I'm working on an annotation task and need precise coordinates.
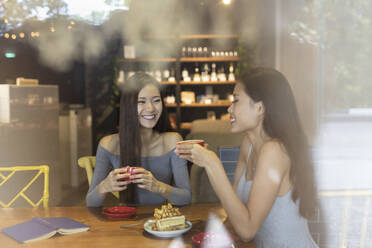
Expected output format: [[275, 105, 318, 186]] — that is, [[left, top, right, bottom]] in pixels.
[[99, 133, 119, 154], [258, 140, 290, 170], [162, 132, 183, 151]]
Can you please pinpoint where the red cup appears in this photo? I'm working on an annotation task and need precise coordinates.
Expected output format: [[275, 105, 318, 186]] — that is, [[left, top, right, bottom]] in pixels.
[[177, 140, 205, 155], [120, 167, 142, 181]]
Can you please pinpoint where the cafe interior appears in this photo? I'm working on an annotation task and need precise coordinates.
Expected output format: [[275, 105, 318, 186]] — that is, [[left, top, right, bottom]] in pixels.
[[0, 0, 372, 247]]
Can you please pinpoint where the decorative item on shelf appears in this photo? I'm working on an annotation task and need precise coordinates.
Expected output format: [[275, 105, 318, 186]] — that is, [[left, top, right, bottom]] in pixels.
[[187, 47, 192, 57], [201, 63, 210, 82], [181, 47, 187, 57], [203, 47, 209, 57], [163, 68, 170, 81], [168, 68, 176, 82], [193, 65, 201, 82], [228, 63, 235, 81], [165, 95, 175, 104], [192, 47, 197, 57], [16, 77, 39, 86], [182, 67, 191, 82], [181, 91, 195, 104], [217, 66, 227, 81], [197, 47, 203, 57], [210, 63, 218, 82]]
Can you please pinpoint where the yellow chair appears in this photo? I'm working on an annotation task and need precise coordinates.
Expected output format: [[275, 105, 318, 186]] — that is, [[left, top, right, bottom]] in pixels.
[[0, 165, 49, 208], [78, 156, 119, 199]]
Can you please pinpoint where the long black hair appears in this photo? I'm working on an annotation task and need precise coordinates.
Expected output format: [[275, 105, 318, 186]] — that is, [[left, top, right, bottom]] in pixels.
[[119, 72, 171, 204], [239, 67, 317, 218]]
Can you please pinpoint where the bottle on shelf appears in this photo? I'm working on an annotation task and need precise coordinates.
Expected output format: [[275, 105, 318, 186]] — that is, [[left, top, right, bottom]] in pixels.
[[193, 63, 201, 82], [182, 67, 191, 82], [203, 47, 208, 57], [181, 47, 187, 57], [210, 63, 218, 82], [163, 68, 170, 81], [168, 68, 176, 82], [187, 47, 192, 57], [228, 63, 235, 81], [192, 47, 197, 57], [201, 63, 210, 82], [197, 47, 203, 57], [217, 66, 227, 81]]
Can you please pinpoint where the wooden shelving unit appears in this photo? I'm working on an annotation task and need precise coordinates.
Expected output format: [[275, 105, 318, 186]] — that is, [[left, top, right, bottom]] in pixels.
[[119, 58, 177, 63], [179, 80, 236, 85], [118, 34, 239, 133], [180, 57, 239, 62]]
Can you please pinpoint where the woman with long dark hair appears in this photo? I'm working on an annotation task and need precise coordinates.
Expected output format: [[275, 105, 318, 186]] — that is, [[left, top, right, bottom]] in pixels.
[[87, 72, 191, 206], [176, 67, 318, 247]]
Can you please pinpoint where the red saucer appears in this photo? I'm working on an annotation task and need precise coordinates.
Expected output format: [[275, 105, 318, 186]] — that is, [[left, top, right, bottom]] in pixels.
[[102, 206, 136, 219]]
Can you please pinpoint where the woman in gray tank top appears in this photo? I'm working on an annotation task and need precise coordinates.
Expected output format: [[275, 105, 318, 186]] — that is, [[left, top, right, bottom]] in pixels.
[[176, 67, 318, 247]]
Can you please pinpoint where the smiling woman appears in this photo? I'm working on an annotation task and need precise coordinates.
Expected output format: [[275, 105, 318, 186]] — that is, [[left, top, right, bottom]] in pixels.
[[86, 72, 192, 207]]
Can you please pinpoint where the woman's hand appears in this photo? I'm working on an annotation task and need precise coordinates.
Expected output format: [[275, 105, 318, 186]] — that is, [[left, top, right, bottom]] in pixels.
[[175, 143, 219, 169], [98, 167, 131, 195], [130, 168, 171, 197]]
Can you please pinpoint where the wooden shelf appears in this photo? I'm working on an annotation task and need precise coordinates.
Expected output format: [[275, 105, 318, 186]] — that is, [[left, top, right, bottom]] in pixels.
[[160, 81, 177, 85], [180, 57, 239, 62], [119, 58, 176, 63], [180, 80, 236, 85], [179, 34, 238, 40]]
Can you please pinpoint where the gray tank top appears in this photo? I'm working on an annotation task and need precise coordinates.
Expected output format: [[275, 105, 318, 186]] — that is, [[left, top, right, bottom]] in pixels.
[[236, 146, 318, 248]]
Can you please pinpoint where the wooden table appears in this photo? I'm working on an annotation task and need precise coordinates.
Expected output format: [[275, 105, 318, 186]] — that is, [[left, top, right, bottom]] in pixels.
[[0, 204, 256, 248]]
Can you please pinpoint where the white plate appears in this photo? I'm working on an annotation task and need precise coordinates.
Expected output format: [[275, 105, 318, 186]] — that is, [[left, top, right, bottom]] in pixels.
[[144, 220, 192, 238]]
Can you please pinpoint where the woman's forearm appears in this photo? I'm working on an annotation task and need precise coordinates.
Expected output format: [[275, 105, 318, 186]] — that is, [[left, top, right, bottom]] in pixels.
[[204, 162, 256, 241]]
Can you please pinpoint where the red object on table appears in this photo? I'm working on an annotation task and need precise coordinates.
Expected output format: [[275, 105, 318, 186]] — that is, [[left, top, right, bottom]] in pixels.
[[102, 206, 136, 219]]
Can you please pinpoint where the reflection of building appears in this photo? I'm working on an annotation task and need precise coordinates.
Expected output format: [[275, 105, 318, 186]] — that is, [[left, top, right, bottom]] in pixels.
[[0, 85, 61, 206]]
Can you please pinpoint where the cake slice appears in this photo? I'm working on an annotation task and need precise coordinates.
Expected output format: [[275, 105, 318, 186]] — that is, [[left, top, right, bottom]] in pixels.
[[152, 203, 186, 231], [156, 215, 186, 231]]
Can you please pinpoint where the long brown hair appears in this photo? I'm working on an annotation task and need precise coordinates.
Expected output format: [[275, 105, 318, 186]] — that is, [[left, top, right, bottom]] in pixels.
[[119, 72, 171, 204], [239, 67, 317, 218]]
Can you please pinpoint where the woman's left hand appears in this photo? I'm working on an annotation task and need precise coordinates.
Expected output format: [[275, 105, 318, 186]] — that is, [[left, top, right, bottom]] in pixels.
[[130, 168, 168, 195], [175, 143, 219, 169]]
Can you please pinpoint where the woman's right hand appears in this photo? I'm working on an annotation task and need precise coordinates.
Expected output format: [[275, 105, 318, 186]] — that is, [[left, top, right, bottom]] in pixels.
[[98, 167, 131, 195]]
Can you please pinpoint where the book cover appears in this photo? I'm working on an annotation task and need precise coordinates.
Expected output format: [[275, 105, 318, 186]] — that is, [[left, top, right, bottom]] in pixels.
[[1, 217, 90, 243]]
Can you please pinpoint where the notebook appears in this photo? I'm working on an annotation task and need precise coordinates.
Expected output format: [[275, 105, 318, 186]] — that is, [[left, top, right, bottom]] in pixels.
[[1, 217, 90, 243]]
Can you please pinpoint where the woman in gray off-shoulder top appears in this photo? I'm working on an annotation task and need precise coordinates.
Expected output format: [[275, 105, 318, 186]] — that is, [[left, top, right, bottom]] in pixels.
[[176, 68, 318, 247], [86, 72, 191, 207]]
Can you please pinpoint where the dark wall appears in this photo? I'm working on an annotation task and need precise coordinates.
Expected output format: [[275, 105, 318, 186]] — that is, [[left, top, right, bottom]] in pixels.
[[0, 39, 85, 104]]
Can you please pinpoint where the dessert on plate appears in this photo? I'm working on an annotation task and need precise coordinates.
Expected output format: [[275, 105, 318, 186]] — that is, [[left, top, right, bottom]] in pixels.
[[151, 203, 186, 231]]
